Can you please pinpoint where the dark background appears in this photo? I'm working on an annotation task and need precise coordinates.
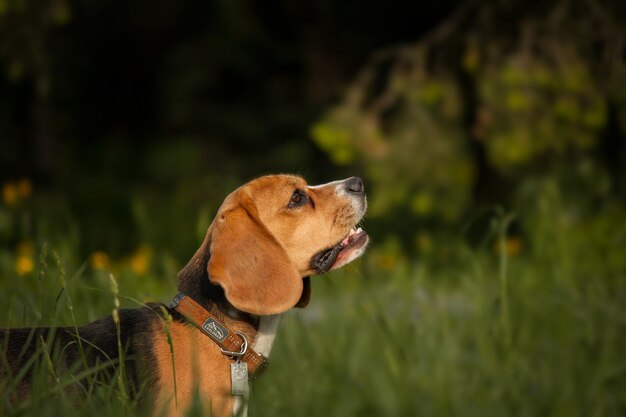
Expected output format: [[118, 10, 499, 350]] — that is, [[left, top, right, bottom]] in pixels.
[[2, 0, 455, 178], [1, 0, 625, 266]]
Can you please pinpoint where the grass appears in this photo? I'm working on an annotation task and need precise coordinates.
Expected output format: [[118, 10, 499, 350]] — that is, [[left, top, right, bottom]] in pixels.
[[1, 200, 625, 417]]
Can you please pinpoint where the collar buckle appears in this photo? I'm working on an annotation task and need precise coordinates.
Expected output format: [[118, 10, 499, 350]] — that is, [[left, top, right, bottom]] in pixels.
[[220, 331, 248, 358]]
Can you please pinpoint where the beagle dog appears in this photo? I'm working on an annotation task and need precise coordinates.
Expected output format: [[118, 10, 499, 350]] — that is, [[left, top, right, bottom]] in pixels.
[[0, 175, 369, 417]]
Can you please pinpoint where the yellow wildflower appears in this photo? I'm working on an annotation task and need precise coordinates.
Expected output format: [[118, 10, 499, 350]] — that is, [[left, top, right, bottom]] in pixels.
[[495, 237, 523, 257], [2, 182, 18, 206], [17, 178, 32, 199], [130, 245, 151, 275], [15, 255, 34, 276], [90, 251, 110, 270]]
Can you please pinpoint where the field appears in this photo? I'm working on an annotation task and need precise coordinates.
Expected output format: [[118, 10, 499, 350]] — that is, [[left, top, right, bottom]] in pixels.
[[1, 186, 625, 417]]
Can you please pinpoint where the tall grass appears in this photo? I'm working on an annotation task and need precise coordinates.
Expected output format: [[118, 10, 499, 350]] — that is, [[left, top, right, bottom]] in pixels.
[[1, 201, 625, 417], [250, 208, 626, 417]]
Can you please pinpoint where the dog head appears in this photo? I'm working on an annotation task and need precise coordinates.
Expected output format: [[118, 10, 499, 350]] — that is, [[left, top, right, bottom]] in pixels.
[[178, 175, 368, 315]]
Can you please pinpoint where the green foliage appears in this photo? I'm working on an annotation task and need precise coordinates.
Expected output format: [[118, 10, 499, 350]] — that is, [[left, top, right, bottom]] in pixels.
[[479, 52, 606, 173], [312, 60, 474, 222], [312, 0, 626, 250]]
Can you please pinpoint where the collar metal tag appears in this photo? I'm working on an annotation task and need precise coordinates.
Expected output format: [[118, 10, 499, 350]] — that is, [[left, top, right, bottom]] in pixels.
[[231, 361, 249, 396]]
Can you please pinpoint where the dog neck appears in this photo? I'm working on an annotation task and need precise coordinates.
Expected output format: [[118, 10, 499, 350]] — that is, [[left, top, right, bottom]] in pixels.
[[180, 273, 281, 358], [176, 246, 259, 323], [176, 245, 287, 357]]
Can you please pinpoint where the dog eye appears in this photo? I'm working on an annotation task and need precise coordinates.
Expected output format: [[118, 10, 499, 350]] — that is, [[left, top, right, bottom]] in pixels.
[[288, 190, 307, 208]]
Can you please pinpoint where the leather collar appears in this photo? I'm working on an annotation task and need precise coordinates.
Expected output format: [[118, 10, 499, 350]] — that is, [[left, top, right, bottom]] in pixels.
[[170, 292, 268, 378]]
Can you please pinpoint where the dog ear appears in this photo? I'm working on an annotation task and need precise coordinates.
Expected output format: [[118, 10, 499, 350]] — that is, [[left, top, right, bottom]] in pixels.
[[207, 195, 304, 315]]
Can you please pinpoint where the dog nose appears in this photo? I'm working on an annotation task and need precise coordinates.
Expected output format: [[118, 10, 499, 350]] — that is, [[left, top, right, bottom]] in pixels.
[[345, 177, 364, 194]]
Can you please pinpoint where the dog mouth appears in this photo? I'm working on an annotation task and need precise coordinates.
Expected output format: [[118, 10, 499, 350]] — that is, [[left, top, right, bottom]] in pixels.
[[311, 227, 369, 273]]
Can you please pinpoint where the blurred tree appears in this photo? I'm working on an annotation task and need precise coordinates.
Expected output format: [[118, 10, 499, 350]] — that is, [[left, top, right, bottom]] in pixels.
[[312, 0, 626, 250]]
